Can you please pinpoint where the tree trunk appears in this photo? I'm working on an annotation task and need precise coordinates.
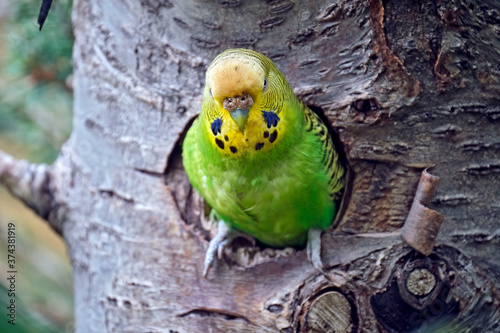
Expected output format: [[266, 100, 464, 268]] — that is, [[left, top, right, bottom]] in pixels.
[[1, 0, 500, 332]]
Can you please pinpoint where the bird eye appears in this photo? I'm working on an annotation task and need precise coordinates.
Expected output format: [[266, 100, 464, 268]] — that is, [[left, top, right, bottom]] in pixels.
[[209, 89, 213, 98], [263, 78, 268, 92]]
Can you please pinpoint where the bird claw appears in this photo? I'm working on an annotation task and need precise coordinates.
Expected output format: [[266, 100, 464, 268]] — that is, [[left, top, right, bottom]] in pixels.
[[204, 223, 325, 277], [216, 238, 231, 260], [307, 228, 325, 273], [203, 220, 255, 278], [203, 220, 230, 278]]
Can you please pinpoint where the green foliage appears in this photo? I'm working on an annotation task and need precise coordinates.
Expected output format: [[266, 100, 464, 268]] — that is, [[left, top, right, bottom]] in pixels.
[[0, 0, 73, 163], [0, 1, 75, 332]]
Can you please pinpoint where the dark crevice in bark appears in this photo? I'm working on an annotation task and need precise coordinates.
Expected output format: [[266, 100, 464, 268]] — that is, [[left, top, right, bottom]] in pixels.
[[97, 189, 135, 203], [133, 167, 164, 177], [177, 308, 252, 324], [368, 0, 421, 99], [164, 114, 198, 177]]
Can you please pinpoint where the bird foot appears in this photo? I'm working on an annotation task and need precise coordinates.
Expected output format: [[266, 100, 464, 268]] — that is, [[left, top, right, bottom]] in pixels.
[[203, 220, 255, 278], [307, 228, 325, 274]]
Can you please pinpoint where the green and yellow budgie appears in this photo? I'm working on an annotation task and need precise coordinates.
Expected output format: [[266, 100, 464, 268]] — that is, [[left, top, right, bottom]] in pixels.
[[182, 49, 345, 277]]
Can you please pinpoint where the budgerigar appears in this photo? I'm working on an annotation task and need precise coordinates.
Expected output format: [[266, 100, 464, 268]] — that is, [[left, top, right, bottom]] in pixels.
[[182, 49, 345, 277]]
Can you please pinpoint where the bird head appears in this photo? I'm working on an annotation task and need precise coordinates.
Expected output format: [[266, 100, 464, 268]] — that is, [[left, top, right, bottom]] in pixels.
[[203, 49, 288, 132]]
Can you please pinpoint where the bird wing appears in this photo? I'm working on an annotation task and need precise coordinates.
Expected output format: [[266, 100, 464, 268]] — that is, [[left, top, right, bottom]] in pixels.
[[302, 105, 345, 200]]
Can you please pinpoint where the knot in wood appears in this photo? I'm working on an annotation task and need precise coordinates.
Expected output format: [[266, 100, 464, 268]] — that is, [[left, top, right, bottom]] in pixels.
[[306, 291, 352, 333], [352, 98, 378, 113], [397, 257, 447, 311], [406, 268, 436, 297]]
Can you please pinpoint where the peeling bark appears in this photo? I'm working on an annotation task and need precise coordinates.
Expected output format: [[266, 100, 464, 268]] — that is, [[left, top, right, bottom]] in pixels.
[[402, 170, 444, 255], [1, 0, 500, 331]]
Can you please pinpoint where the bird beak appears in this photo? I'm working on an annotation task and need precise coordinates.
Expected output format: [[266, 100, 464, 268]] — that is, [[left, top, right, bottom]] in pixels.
[[230, 108, 250, 131], [223, 94, 254, 131]]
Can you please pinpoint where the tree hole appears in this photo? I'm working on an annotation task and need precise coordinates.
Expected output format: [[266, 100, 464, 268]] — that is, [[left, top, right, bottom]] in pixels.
[[165, 104, 353, 270]]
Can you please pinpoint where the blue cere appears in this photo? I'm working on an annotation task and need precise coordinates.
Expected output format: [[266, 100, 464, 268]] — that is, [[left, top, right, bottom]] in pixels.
[[211, 118, 223, 135], [262, 111, 280, 129]]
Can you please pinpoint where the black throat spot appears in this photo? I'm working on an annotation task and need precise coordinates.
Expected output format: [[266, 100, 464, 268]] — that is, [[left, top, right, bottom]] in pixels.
[[269, 130, 278, 143], [215, 138, 225, 149]]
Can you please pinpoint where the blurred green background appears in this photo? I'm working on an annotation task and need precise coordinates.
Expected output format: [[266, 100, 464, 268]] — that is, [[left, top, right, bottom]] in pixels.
[[0, 0, 74, 332]]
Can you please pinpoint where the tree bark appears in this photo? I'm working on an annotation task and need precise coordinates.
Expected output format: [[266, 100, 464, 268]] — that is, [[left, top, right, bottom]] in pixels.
[[1, 0, 500, 332]]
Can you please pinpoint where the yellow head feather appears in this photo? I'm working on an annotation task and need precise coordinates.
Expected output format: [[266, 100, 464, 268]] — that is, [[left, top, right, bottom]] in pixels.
[[206, 55, 266, 102]]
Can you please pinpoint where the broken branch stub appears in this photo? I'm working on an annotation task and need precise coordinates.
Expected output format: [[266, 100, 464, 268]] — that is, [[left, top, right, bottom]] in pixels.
[[401, 169, 444, 256], [305, 291, 353, 333]]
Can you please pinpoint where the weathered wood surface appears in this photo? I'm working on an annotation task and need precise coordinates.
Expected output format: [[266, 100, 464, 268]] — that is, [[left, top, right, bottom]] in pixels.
[[1, 0, 500, 331]]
